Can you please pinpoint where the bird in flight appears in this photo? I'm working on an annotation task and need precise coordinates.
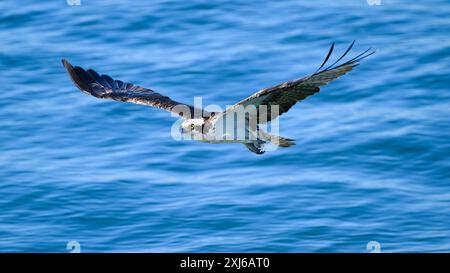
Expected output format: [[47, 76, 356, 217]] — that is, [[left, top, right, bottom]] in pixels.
[[63, 41, 374, 154]]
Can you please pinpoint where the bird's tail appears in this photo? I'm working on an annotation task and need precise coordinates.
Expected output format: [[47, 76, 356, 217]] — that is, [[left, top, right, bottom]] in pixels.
[[269, 135, 296, 147]]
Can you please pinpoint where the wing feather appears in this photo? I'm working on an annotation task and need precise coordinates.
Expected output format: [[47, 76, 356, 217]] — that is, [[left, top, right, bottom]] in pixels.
[[62, 59, 205, 118], [221, 42, 375, 124]]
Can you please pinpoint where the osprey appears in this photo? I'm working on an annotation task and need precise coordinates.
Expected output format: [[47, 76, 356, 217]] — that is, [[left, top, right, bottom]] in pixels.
[[62, 42, 374, 154]]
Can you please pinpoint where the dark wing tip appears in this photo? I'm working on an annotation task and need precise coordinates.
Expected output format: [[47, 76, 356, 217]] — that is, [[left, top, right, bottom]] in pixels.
[[315, 42, 376, 74], [323, 40, 356, 71], [315, 42, 335, 73], [61, 58, 69, 66], [62, 59, 101, 96]]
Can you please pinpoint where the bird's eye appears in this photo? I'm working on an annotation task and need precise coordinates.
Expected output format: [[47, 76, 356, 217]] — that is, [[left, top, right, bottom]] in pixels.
[[190, 124, 195, 129]]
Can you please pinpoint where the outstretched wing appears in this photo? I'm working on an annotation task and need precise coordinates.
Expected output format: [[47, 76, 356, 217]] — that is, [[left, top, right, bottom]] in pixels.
[[62, 59, 205, 118], [222, 41, 375, 124]]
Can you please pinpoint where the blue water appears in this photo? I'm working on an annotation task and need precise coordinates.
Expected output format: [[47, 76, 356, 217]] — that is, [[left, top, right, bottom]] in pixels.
[[1, 0, 449, 252]]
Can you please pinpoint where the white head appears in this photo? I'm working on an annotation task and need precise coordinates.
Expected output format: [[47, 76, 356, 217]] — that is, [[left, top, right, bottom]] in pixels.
[[180, 118, 205, 135]]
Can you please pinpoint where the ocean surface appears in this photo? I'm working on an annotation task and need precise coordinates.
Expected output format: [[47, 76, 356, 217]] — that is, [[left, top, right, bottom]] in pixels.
[[0, 0, 449, 252]]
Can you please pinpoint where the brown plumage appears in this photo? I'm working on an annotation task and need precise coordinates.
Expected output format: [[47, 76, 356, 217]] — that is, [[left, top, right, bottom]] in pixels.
[[61, 59, 206, 118], [223, 41, 375, 124]]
